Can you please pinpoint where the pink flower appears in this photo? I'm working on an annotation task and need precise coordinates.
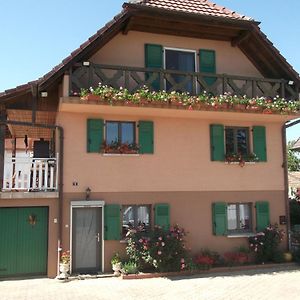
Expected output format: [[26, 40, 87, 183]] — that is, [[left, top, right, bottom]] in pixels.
[[158, 251, 162, 255], [139, 239, 143, 243], [181, 264, 185, 270], [181, 258, 185, 263], [158, 237, 162, 241]]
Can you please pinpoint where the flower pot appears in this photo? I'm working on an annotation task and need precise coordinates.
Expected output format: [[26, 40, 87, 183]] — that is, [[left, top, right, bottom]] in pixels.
[[87, 94, 101, 101], [283, 252, 293, 262], [234, 104, 246, 111], [59, 263, 70, 279], [112, 262, 122, 276], [263, 108, 273, 114]]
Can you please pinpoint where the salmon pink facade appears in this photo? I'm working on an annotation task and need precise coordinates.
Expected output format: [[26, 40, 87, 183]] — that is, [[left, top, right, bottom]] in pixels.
[[0, 0, 299, 277]]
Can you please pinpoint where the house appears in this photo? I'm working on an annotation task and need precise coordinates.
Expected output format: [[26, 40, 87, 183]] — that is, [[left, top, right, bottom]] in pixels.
[[288, 172, 300, 199], [292, 138, 300, 151], [0, 0, 299, 278]]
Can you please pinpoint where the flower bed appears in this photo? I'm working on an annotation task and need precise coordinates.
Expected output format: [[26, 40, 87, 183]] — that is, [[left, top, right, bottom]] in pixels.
[[109, 223, 291, 279], [78, 85, 300, 115], [120, 262, 297, 280]]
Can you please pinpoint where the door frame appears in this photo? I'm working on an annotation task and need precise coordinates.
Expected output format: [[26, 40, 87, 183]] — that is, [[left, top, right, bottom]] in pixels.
[[70, 201, 105, 274]]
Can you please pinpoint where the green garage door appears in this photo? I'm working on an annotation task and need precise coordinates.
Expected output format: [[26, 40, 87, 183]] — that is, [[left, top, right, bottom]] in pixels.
[[0, 207, 48, 277]]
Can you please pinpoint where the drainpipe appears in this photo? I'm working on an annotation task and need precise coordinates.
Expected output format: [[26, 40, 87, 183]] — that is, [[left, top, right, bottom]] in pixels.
[[0, 119, 64, 275], [281, 123, 290, 250]]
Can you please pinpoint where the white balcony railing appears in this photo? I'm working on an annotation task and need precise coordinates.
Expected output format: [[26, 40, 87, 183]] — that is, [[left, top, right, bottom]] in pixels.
[[2, 154, 59, 192]]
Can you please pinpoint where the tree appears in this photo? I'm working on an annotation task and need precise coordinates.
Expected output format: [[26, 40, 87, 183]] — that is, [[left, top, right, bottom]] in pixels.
[[287, 140, 300, 172]]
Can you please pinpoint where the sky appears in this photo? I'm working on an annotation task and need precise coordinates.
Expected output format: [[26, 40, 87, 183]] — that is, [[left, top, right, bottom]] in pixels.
[[0, 0, 299, 141]]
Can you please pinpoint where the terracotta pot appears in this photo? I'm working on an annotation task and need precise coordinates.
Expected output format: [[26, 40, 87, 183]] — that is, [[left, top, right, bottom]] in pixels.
[[263, 108, 273, 114], [87, 94, 100, 101], [234, 104, 246, 110], [283, 252, 293, 262]]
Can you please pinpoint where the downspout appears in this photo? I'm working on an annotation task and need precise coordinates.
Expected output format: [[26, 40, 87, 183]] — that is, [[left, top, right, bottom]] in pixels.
[[0, 119, 64, 275], [281, 123, 290, 250]]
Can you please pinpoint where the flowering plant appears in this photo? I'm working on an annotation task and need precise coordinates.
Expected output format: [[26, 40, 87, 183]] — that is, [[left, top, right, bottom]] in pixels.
[[60, 250, 70, 264], [79, 85, 300, 115], [194, 249, 219, 269], [126, 224, 188, 272], [225, 152, 259, 166], [248, 224, 285, 263], [103, 140, 139, 154]]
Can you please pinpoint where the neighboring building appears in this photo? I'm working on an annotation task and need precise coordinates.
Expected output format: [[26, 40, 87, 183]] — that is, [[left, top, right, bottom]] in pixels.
[[292, 138, 300, 151], [289, 172, 300, 199], [0, 0, 299, 278]]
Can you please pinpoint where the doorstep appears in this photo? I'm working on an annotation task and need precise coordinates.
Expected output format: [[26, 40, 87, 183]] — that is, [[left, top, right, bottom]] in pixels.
[[120, 262, 298, 280]]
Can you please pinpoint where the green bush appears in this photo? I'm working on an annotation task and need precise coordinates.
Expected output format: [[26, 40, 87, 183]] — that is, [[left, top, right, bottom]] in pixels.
[[121, 261, 138, 274]]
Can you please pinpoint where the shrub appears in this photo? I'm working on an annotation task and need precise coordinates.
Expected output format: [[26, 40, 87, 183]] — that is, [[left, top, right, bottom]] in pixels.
[[126, 224, 188, 272], [248, 224, 285, 263], [121, 261, 138, 274]]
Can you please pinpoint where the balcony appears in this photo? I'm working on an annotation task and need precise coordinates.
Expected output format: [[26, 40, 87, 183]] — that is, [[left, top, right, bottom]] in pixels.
[[2, 155, 58, 192], [69, 63, 299, 100]]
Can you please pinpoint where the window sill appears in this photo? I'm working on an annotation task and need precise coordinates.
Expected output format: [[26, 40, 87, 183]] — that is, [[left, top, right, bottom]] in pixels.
[[227, 232, 255, 238], [224, 162, 257, 165], [102, 153, 140, 157]]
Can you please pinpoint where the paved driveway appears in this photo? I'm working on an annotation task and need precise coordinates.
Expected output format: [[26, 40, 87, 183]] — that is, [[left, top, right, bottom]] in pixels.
[[1, 267, 300, 300]]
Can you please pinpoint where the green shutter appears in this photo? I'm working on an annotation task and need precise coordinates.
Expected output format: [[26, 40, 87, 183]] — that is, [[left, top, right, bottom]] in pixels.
[[154, 204, 170, 230], [210, 124, 225, 161], [139, 121, 154, 154], [87, 119, 104, 153], [212, 202, 227, 236], [253, 126, 267, 162], [199, 49, 216, 86], [104, 204, 121, 240], [145, 44, 163, 90], [256, 201, 270, 231]]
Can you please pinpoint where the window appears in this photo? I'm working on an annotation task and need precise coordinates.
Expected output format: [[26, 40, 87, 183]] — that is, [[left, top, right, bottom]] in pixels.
[[165, 48, 196, 93], [87, 119, 154, 154], [122, 205, 150, 236], [106, 121, 135, 145], [225, 127, 249, 157], [227, 203, 252, 233], [210, 124, 267, 162]]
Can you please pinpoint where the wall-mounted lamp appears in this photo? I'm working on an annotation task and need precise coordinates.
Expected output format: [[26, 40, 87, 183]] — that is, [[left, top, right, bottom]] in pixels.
[[288, 80, 294, 85], [40, 91, 48, 97], [83, 61, 90, 66], [85, 187, 91, 200]]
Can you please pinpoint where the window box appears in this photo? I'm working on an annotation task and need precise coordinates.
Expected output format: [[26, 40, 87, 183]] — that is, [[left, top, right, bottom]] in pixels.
[[103, 143, 139, 155]]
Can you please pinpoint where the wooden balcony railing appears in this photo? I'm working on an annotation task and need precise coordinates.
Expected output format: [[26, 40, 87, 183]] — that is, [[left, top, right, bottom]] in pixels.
[[2, 155, 59, 192], [69, 63, 299, 100]]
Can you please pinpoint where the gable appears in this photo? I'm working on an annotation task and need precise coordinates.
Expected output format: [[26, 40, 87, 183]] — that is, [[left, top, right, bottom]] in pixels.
[[91, 31, 262, 78]]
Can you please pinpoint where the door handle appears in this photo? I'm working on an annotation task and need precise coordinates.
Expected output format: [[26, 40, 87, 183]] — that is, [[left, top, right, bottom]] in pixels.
[[96, 232, 100, 242]]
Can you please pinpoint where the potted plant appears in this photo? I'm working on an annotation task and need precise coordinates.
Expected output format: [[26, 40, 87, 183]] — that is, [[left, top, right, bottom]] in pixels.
[[59, 250, 70, 279], [111, 253, 122, 276]]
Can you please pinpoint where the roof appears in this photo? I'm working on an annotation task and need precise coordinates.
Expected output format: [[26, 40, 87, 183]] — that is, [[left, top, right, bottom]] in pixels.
[[130, 0, 253, 21], [289, 172, 300, 188], [0, 0, 299, 100], [292, 138, 300, 151]]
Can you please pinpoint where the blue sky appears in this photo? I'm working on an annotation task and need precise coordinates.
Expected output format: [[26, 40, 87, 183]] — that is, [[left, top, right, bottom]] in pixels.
[[0, 0, 299, 140]]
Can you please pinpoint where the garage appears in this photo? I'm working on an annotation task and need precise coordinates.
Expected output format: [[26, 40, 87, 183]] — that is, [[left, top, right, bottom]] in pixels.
[[0, 207, 48, 277]]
